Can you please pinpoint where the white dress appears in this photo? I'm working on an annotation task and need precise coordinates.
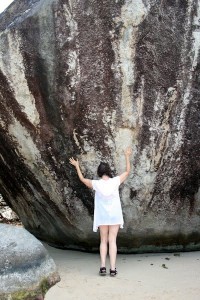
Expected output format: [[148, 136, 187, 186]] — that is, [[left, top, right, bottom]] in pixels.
[[92, 176, 124, 232]]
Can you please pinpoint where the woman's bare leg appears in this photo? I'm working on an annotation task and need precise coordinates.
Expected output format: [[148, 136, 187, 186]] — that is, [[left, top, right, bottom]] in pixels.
[[108, 225, 120, 270], [99, 225, 109, 267]]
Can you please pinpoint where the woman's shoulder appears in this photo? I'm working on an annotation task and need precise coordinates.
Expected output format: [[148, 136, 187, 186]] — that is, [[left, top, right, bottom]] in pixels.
[[92, 178, 102, 189], [111, 176, 120, 181], [110, 176, 120, 185]]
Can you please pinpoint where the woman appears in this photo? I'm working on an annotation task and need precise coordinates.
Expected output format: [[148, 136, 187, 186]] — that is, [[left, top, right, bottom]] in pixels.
[[69, 147, 132, 276]]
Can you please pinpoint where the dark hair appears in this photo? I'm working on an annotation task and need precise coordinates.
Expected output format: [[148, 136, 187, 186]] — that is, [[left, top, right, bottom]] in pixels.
[[97, 162, 113, 178]]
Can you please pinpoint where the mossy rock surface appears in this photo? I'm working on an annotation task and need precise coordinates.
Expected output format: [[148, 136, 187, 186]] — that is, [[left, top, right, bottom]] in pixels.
[[0, 224, 60, 299]]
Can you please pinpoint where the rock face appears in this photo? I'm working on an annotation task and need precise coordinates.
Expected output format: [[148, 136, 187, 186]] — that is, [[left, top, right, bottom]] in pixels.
[[0, 224, 60, 300], [0, 194, 21, 223], [0, 0, 200, 252]]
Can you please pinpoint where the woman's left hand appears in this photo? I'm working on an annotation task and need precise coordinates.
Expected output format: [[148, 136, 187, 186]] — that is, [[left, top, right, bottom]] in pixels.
[[124, 147, 132, 156]]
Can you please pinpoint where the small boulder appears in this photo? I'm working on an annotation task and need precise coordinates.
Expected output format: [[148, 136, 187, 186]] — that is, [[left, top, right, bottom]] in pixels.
[[0, 224, 60, 300]]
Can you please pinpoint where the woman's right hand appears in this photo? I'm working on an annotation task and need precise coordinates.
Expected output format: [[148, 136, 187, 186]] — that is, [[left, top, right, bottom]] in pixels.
[[69, 157, 79, 168]]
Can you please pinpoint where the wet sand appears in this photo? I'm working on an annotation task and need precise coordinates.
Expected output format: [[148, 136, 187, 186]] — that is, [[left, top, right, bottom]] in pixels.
[[44, 244, 200, 300]]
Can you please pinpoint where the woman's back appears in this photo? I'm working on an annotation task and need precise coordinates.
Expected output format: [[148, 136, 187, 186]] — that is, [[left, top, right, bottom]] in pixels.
[[92, 176, 120, 198], [92, 176, 123, 232]]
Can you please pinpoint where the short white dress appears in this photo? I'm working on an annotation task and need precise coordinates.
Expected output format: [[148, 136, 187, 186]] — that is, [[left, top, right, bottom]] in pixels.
[[92, 176, 124, 232]]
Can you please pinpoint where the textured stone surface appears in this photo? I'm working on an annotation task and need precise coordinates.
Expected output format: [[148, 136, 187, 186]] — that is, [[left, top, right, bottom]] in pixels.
[[0, 224, 60, 300], [0, 0, 200, 252], [0, 194, 20, 223]]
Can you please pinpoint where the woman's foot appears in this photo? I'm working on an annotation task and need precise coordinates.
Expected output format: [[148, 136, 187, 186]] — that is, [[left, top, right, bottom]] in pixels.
[[99, 267, 107, 276], [110, 268, 117, 277]]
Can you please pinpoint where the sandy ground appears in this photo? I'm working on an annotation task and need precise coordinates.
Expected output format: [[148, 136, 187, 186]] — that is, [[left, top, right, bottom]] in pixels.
[[44, 244, 200, 300]]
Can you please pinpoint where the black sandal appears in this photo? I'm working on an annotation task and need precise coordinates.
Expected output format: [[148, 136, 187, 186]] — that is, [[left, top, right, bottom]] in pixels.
[[99, 267, 107, 276], [110, 268, 117, 277]]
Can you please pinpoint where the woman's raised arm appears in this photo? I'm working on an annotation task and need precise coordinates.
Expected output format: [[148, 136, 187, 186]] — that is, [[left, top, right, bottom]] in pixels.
[[69, 157, 93, 189], [119, 147, 132, 184]]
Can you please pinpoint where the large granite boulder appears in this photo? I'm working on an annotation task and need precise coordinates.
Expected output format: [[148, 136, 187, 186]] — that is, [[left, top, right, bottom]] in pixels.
[[0, 0, 200, 252], [0, 224, 60, 300]]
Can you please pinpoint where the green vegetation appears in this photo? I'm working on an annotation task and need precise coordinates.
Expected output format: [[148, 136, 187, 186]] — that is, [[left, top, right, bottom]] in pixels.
[[0, 278, 50, 300]]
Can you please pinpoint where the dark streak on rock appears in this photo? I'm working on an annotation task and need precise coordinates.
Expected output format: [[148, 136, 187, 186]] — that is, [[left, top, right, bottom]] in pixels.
[[70, 0, 123, 156], [0, 126, 79, 245], [146, 1, 200, 215], [134, 0, 188, 150], [14, 1, 95, 215], [180, 49, 200, 213], [0, 69, 36, 135]]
